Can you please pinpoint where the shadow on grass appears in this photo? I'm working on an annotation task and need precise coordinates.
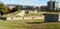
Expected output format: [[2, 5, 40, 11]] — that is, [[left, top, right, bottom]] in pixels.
[[27, 22, 44, 24], [27, 21, 60, 24]]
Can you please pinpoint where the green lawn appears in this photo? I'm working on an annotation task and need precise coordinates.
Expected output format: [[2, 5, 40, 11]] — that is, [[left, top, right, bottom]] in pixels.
[[0, 19, 44, 29], [0, 19, 60, 29]]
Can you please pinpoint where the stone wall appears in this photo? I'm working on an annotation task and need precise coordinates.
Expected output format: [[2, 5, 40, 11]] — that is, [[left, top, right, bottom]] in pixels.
[[7, 16, 44, 20]]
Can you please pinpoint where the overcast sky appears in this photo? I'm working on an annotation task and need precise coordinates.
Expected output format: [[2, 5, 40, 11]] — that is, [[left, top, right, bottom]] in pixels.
[[0, 0, 60, 6]]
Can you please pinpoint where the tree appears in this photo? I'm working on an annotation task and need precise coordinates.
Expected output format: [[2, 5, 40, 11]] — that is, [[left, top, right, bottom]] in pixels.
[[2, 6, 11, 14], [0, 2, 11, 15], [26, 6, 34, 10], [15, 5, 21, 11], [36, 7, 40, 12]]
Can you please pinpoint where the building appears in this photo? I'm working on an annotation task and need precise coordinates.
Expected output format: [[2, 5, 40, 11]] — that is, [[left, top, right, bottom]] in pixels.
[[47, 0, 59, 11]]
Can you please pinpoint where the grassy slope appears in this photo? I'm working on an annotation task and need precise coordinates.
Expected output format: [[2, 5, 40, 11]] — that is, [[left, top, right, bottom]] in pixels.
[[3, 10, 22, 17], [24, 13, 43, 17], [0, 20, 60, 29]]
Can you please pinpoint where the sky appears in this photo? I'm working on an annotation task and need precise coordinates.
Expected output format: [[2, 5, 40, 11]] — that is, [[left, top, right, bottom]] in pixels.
[[0, 0, 60, 6]]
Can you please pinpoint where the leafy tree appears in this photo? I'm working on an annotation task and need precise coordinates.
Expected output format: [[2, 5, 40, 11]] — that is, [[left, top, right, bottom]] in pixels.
[[15, 5, 21, 11], [0, 2, 11, 15], [2, 6, 11, 14]]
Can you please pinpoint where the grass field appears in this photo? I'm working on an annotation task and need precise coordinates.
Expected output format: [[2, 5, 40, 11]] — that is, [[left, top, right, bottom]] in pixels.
[[0, 19, 60, 29]]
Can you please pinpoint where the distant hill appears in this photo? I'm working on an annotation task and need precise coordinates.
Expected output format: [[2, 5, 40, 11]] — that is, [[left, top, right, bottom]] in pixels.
[[6, 4, 37, 7], [6, 4, 22, 7]]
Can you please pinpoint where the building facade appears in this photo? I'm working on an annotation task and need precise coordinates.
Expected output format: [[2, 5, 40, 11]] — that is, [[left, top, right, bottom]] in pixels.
[[47, 0, 59, 11]]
